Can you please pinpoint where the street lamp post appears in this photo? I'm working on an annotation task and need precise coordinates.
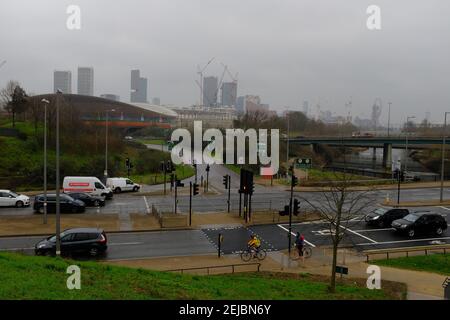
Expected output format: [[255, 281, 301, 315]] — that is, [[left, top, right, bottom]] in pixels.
[[440, 112, 450, 202], [404, 116, 415, 173], [104, 109, 115, 180], [387, 102, 392, 137], [55, 90, 62, 256], [286, 110, 290, 174], [41, 98, 50, 225]]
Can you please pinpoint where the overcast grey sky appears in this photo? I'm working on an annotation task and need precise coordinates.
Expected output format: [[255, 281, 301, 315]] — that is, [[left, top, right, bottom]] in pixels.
[[0, 0, 449, 124]]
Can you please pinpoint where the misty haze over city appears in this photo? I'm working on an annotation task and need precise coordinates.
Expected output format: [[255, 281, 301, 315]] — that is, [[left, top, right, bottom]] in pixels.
[[1, 0, 450, 125]]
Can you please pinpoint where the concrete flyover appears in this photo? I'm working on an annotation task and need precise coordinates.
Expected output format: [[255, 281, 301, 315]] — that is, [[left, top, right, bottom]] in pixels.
[[286, 136, 450, 169]]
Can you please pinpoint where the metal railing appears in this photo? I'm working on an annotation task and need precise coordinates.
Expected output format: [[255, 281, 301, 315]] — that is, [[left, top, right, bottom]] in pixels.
[[166, 262, 261, 275], [364, 244, 450, 262]]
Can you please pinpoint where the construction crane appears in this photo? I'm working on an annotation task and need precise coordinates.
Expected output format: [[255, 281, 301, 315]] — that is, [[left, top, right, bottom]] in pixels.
[[196, 57, 215, 106], [0, 60, 6, 69]]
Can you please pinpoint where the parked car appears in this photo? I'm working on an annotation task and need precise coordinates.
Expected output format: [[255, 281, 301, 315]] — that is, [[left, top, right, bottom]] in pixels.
[[392, 211, 448, 237], [63, 176, 113, 199], [68, 193, 105, 207], [106, 177, 140, 193], [35, 228, 107, 257], [33, 194, 86, 214], [0, 190, 30, 208], [365, 207, 410, 228]]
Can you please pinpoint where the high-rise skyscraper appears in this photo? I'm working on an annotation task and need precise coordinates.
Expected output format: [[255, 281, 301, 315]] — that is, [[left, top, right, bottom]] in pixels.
[[203, 76, 218, 108], [236, 96, 245, 114], [221, 82, 237, 107], [77, 67, 94, 96], [53, 70, 72, 94], [130, 69, 148, 103]]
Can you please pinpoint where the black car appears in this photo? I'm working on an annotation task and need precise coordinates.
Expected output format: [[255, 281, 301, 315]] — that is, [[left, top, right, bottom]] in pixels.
[[33, 194, 86, 214], [68, 193, 105, 207], [392, 212, 448, 237], [35, 228, 108, 257], [365, 208, 410, 228]]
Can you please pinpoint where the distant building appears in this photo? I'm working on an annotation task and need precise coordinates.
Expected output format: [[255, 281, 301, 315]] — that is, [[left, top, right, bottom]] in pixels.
[[302, 101, 309, 117], [100, 94, 120, 102], [53, 71, 72, 94], [130, 70, 148, 103], [173, 105, 237, 129], [203, 76, 218, 108], [236, 96, 245, 114], [77, 67, 94, 96], [152, 97, 160, 105], [221, 82, 237, 107]]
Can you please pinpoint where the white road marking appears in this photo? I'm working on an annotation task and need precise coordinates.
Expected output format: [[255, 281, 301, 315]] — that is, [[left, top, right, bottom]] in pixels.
[[109, 242, 144, 246], [143, 196, 151, 214], [356, 237, 450, 246], [437, 206, 450, 211], [0, 247, 34, 251], [353, 228, 395, 232], [339, 225, 378, 243], [276, 224, 316, 247]]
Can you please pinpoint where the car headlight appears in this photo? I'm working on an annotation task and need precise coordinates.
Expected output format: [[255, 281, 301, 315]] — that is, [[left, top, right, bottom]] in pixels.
[[372, 215, 379, 220], [38, 243, 47, 249], [400, 224, 408, 228]]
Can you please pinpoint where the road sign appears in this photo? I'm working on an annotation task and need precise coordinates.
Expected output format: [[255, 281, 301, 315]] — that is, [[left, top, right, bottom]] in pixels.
[[335, 266, 348, 275], [296, 158, 312, 169]]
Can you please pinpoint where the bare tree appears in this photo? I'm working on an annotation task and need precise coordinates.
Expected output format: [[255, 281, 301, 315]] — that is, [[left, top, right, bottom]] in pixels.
[[300, 171, 377, 293], [0, 81, 28, 127]]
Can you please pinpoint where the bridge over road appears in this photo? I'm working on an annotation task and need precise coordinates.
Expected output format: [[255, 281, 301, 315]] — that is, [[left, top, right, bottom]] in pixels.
[[286, 136, 450, 169]]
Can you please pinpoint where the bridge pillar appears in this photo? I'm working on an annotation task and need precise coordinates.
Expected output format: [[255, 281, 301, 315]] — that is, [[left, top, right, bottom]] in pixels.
[[310, 143, 318, 154], [372, 147, 377, 161], [382, 143, 392, 169]]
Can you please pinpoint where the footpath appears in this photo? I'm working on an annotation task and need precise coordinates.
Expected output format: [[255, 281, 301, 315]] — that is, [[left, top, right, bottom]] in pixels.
[[107, 247, 446, 300]]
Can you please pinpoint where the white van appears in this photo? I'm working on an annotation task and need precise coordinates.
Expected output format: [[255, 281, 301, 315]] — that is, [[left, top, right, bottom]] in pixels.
[[63, 177, 113, 199], [106, 177, 141, 193]]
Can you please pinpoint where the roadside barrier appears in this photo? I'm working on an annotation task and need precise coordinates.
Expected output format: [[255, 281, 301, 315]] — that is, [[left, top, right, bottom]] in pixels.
[[363, 244, 450, 262], [166, 262, 261, 275]]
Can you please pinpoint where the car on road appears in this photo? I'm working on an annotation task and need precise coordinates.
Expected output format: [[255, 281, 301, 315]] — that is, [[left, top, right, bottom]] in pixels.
[[365, 207, 410, 228], [68, 193, 105, 207], [35, 228, 107, 257], [391, 211, 448, 237], [63, 176, 113, 199], [0, 190, 30, 208], [106, 177, 140, 193], [33, 194, 86, 214]]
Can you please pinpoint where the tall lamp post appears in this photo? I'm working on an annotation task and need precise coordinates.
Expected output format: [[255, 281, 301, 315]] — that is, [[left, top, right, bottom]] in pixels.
[[404, 116, 415, 173], [104, 109, 116, 180], [41, 98, 50, 225], [387, 102, 392, 137], [440, 112, 450, 202], [286, 110, 290, 171], [55, 90, 62, 256]]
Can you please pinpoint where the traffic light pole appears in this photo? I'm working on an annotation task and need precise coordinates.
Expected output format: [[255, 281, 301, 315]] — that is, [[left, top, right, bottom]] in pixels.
[[174, 174, 178, 214], [163, 165, 167, 196], [288, 169, 294, 254], [227, 175, 231, 213], [206, 165, 210, 193], [397, 170, 401, 205], [239, 190, 242, 217], [189, 182, 192, 226]]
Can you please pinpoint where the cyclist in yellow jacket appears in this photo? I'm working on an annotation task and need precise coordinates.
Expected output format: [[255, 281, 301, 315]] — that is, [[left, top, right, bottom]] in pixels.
[[247, 234, 261, 258]]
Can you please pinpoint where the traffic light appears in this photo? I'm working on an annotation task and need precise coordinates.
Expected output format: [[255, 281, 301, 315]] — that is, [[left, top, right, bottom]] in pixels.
[[223, 175, 229, 189], [176, 180, 184, 187], [160, 161, 165, 172], [193, 183, 199, 196], [279, 205, 289, 216], [167, 160, 174, 173], [400, 170, 405, 182], [291, 174, 298, 187], [293, 199, 300, 216], [206, 164, 210, 172], [249, 179, 254, 195], [170, 174, 175, 188], [126, 158, 130, 168]]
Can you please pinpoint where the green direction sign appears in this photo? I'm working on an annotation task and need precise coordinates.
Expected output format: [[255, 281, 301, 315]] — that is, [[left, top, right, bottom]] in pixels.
[[296, 158, 312, 169]]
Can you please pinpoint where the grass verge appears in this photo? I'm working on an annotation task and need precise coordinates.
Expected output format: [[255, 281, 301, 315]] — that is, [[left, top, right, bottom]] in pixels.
[[375, 253, 450, 275], [130, 164, 195, 185], [0, 252, 404, 300]]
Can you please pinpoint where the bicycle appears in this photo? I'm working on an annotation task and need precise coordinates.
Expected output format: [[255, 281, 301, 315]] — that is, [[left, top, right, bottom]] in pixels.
[[289, 244, 312, 260], [240, 247, 267, 262]]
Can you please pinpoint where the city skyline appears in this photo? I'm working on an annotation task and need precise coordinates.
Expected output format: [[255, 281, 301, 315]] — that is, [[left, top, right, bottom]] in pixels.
[[1, 1, 449, 123]]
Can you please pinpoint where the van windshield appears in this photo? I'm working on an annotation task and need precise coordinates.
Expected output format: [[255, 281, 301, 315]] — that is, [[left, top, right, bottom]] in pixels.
[[95, 182, 105, 189]]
